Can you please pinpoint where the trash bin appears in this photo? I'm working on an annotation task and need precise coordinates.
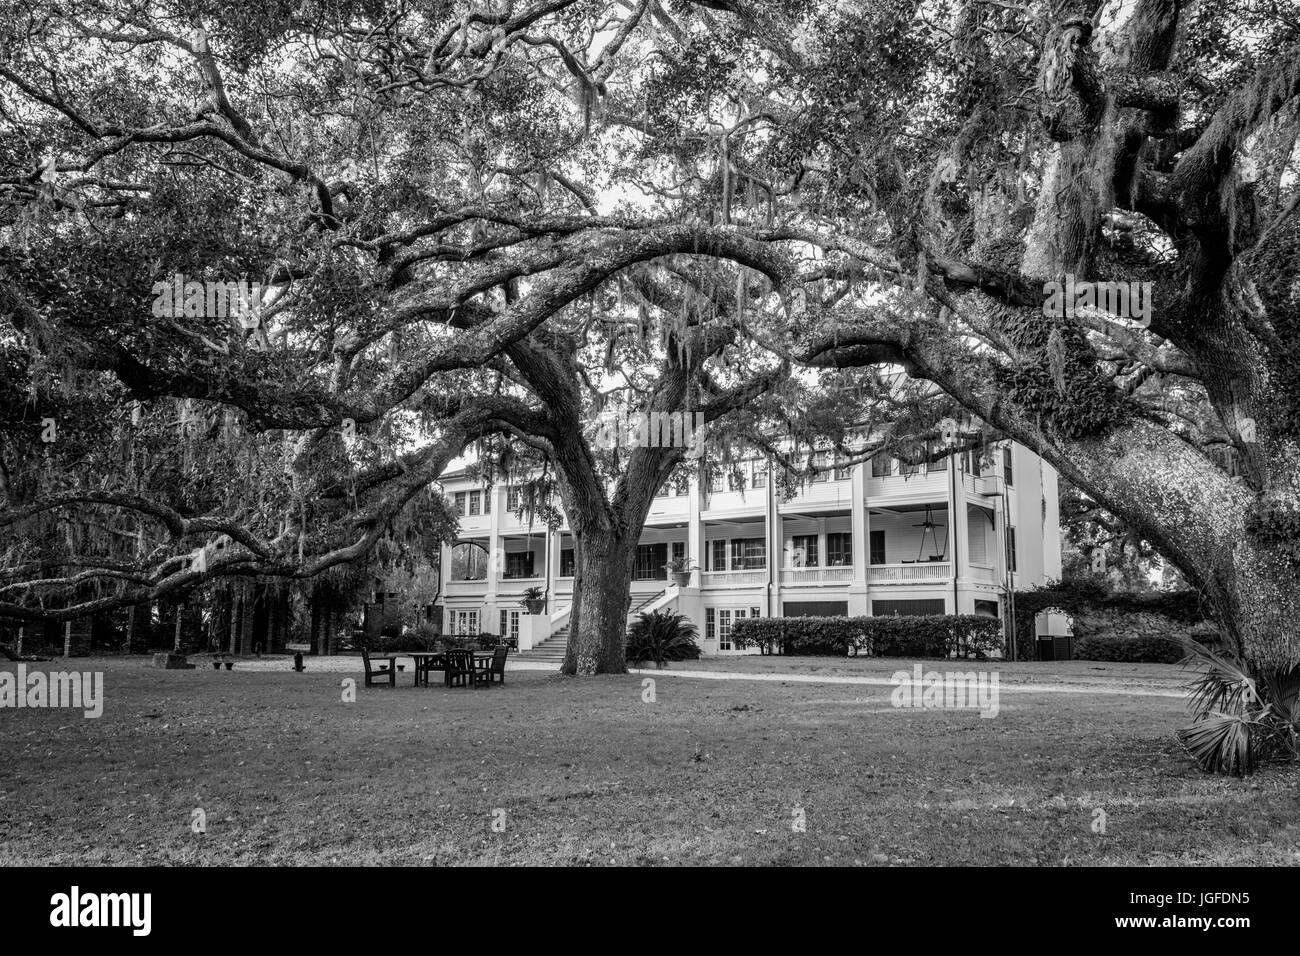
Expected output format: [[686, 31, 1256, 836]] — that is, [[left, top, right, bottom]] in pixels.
[[1037, 635, 1074, 661]]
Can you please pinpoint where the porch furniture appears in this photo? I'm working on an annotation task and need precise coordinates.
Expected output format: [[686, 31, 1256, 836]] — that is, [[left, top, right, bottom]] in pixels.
[[472, 646, 510, 687], [444, 649, 475, 688], [408, 650, 445, 687], [360, 645, 397, 687]]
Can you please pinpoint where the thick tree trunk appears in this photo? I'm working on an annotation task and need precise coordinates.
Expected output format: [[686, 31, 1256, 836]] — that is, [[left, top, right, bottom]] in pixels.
[[562, 530, 636, 675], [309, 595, 321, 655], [229, 588, 242, 655]]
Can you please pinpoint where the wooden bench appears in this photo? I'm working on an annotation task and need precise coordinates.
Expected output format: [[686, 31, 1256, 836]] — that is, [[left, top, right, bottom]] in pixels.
[[360, 645, 397, 687]]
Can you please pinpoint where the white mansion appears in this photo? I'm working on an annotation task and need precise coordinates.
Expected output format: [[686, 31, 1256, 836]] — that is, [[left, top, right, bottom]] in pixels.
[[435, 441, 1065, 656]]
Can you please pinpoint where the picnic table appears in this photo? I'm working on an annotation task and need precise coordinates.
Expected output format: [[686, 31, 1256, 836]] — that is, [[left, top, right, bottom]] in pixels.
[[408, 649, 493, 687]]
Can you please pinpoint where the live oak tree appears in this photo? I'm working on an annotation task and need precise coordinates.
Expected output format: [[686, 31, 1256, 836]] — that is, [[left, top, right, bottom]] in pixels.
[[0, 0, 864, 669], [7, 0, 1300, 714], [654, 0, 1300, 676]]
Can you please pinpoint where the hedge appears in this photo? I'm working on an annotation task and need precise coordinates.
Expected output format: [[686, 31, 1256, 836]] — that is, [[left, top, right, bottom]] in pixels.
[[731, 614, 1003, 659], [1072, 633, 1186, 664]]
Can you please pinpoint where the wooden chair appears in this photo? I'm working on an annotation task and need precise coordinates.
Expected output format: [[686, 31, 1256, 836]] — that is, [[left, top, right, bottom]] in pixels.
[[360, 645, 396, 687], [417, 653, 445, 687], [444, 649, 473, 688], [473, 646, 509, 688]]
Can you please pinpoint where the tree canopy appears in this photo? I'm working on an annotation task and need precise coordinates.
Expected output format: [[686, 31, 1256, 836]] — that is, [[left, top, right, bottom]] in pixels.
[[3, 0, 1300, 677]]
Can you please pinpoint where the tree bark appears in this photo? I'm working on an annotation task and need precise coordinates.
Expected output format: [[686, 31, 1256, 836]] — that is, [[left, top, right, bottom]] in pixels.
[[309, 593, 321, 655], [562, 530, 636, 675]]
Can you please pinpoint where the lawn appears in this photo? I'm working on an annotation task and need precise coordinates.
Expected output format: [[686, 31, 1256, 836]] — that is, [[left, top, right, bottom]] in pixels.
[[1, 656, 1296, 865]]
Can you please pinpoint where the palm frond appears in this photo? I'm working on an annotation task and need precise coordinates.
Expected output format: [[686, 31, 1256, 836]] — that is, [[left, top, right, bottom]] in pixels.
[[1180, 638, 1256, 719], [1176, 713, 1256, 776]]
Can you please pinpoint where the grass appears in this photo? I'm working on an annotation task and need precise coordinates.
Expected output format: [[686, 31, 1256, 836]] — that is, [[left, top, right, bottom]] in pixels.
[[0, 656, 1296, 865]]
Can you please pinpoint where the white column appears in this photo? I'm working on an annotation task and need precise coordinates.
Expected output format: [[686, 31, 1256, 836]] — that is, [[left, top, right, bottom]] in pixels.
[[850, 463, 869, 615], [766, 471, 777, 608], [486, 485, 501, 630], [688, 474, 703, 579]]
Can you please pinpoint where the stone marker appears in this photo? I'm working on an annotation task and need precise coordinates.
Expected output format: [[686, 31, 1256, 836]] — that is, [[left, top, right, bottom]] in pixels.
[[152, 652, 195, 670]]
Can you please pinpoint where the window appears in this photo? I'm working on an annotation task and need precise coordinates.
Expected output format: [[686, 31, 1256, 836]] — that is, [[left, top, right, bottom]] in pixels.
[[871, 455, 892, 478], [834, 458, 853, 480], [750, 606, 761, 619], [752, 462, 767, 488], [790, 534, 819, 568], [635, 543, 669, 580], [506, 610, 520, 642], [967, 448, 983, 477], [710, 539, 727, 572], [926, 441, 947, 472], [974, 599, 999, 618], [705, 607, 716, 643], [718, 609, 733, 651], [810, 452, 829, 483], [451, 609, 479, 634], [1003, 447, 1014, 486], [560, 547, 575, 577], [451, 542, 489, 580], [1008, 527, 1017, 573], [507, 486, 521, 511], [827, 532, 852, 566], [504, 551, 535, 579], [727, 469, 745, 491], [454, 491, 467, 515], [483, 489, 491, 515], [707, 469, 723, 493], [899, 452, 919, 476], [468, 490, 481, 516], [869, 529, 886, 565], [671, 541, 686, 564], [872, 599, 944, 617], [730, 537, 766, 570]]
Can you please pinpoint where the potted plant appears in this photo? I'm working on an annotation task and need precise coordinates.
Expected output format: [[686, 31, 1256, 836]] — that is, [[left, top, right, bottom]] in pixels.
[[663, 556, 697, 588], [520, 586, 546, 614]]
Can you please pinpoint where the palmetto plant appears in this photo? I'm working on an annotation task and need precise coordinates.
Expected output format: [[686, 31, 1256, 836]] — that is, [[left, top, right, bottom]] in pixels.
[[624, 610, 701, 667], [1177, 639, 1300, 775]]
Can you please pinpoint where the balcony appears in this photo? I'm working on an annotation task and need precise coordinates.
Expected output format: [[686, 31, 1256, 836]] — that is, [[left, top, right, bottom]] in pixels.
[[701, 570, 767, 588], [783, 477, 854, 509], [868, 561, 951, 584], [780, 566, 854, 586]]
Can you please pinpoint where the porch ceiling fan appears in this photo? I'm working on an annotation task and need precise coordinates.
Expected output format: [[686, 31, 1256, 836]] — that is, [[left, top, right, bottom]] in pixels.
[[913, 504, 947, 561]]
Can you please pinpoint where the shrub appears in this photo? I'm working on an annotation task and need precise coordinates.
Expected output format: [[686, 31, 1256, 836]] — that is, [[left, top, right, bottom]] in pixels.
[[438, 632, 500, 651], [731, 615, 1003, 658], [1072, 633, 1184, 663], [625, 610, 702, 665], [370, 626, 449, 653]]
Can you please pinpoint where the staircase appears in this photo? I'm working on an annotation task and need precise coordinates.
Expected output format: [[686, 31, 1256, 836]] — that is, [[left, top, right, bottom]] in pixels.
[[628, 589, 667, 616], [516, 625, 568, 663]]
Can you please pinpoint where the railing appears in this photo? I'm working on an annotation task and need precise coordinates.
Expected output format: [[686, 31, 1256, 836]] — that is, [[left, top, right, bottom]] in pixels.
[[628, 587, 678, 623], [701, 570, 767, 588], [868, 562, 951, 583], [780, 567, 854, 585], [498, 576, 545, 588], [968, 564, 999, 584]]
